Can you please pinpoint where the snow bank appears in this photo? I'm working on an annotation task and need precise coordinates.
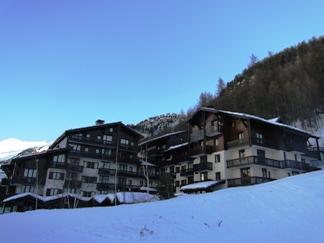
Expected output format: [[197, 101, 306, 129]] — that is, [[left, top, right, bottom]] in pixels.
[[1, 171, 324, 243]]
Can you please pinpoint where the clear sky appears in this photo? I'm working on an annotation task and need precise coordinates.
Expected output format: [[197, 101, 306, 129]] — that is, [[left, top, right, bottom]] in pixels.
[[1, 0, 323, 141]]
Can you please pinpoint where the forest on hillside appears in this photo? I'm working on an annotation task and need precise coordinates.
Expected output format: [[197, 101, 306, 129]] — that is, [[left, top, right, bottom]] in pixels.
[[194, 36, 324, 127]]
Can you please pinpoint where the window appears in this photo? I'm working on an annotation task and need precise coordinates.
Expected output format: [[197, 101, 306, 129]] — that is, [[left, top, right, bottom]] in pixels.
[[102, 161, 112, 169], [53, 154, 65, 163], [84, 147, 89, 153], [181, 165, 186, 171], [86, 134, 91, 140], [120, 139, 129, 146], [67, 172, 78, 180], [82, 191, 93, 197], [294, 154, 298, 161], [119, 164, 127, 171], [82, 176, 97, 183], [103, 135, 113, 144], [214, 138, 219, 146], [49, 172, 65, 180], [64, 188, 78, 194], [169, 166, 174, 174], [240, 167, 250, 177], [100, 176, 109, 183], [102, 149, 112, 156], [215, 172, 221, 180], [46, 188, 62, 196], [262, 168, 267, 178], [175, 181, 180, 187], [238, 132, 244, 140], [128, 180, 132, 186], [24, 168, 37, 178], [97, 135, 102, 141], [69, 144, 81, 152], [23, 185, 34, 193], [181, 179, 186, 186], [239, 149, 245, 159], [84, 161, 98, 169], [69, 158, 80, 166], [257, 149, 265, 158], [129, 166, 133, 172], [256, 132, 264, 144], [200, 172, 208, 181], [175, 167, 180, 173], [215, 154, 221, 163], [200, 155, 207, 163], [108, 127, 113, 133]]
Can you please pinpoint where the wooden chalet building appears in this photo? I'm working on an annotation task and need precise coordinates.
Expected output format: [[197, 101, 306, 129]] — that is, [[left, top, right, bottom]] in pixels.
[[139, 107, 321, 194]]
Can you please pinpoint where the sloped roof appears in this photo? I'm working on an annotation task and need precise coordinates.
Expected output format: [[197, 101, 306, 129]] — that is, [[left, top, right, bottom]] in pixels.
[[194, 107, 318, 138]]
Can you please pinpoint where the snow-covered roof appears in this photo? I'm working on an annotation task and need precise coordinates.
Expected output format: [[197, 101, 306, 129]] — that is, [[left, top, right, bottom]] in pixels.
[[166, 142, 189, 152], [140, 187, 158, 192], [181, 180, 220, 191], [198, 107, 318, 138], [3, 192, 158, 205], [3, 193, 91, 203], [139, 131, 186, 146]]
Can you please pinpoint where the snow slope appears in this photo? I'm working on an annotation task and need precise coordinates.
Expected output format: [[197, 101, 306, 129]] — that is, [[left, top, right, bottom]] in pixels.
[[0, 138, 50, 161], [1, 171, 324, 243]]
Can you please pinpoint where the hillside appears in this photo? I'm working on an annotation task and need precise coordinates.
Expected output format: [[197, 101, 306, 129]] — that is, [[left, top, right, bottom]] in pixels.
[[131, 113, 186, 136], [1, 171, 324, 243], [211, 36, 324, 124]]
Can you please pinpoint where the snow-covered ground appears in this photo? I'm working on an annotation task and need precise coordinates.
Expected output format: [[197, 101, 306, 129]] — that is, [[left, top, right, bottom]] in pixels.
[[0, 138, 50, 161], [1, 171, 324, 243]]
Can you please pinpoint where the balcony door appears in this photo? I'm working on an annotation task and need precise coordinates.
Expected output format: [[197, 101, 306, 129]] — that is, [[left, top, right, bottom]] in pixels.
[[240, 167, 251, 185]]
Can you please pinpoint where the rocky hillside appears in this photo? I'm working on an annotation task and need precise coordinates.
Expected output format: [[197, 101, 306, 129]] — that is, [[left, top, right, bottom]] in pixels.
[[130, 113, 186, 137]]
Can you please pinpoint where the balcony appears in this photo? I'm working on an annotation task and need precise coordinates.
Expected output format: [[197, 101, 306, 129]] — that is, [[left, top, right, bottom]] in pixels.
[[193, 162, 213, 172], [190, 130, 204, 142], [206, 126, 221, 137], [66, 163, 83, 173], [284, 160, 317, 171], [11, 177, 36, 185], [48, 161, 66, 170], [180, 168, 194, 176], [189, 145, 214, 156], [227, 177, 275, 187], [69, 136, 117, 147], [227, 138, 249, 148], [227, 156, 283, 169], [64, 180, 82, 188]]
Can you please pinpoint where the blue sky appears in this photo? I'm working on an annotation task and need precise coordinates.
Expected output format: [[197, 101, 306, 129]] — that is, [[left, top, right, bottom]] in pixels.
[[1, 0, 323, 141]]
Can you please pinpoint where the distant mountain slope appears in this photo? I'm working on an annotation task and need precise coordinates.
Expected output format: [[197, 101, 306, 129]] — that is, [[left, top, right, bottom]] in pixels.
[[0, 138, 50, 162], [1, 171, 324, 243], [131, 113, 186, 136]]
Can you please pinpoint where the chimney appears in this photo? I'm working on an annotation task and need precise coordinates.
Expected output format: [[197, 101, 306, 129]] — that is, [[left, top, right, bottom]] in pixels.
[[96, 119, 105, 125]]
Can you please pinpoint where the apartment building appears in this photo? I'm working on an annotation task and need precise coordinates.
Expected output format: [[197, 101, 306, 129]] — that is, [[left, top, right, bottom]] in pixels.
[[1, 121, 160, 199], [140, 107, 321, 194]]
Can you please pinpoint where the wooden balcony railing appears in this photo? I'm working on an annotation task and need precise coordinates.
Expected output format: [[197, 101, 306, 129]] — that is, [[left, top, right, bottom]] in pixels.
[[193, 162, 213, 171], [227, 177, 275, 187]]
